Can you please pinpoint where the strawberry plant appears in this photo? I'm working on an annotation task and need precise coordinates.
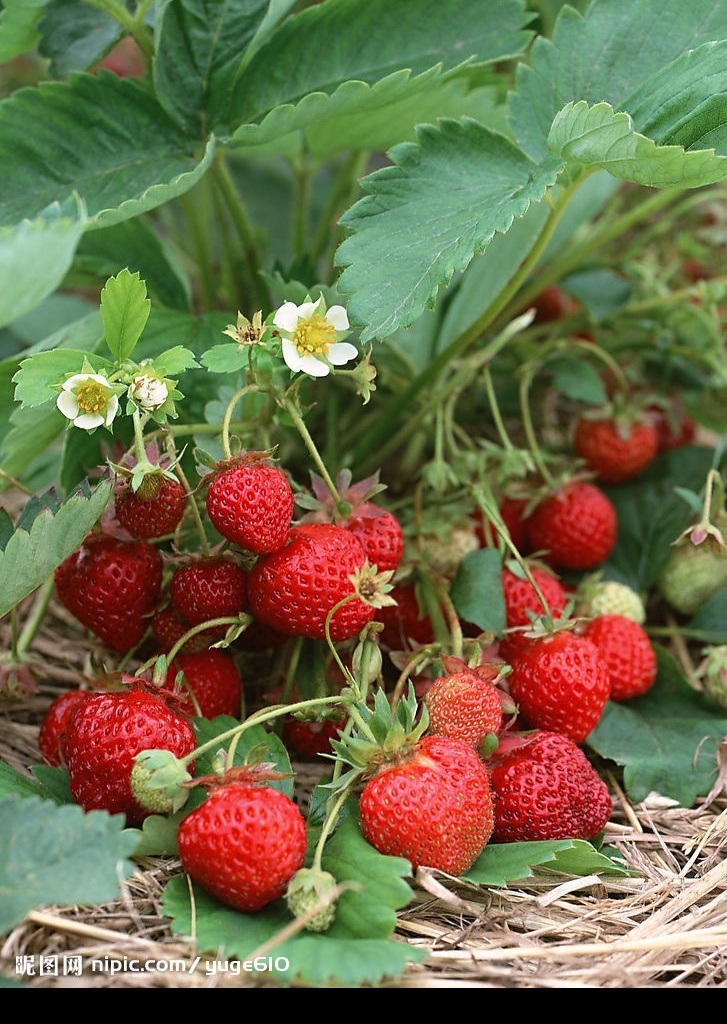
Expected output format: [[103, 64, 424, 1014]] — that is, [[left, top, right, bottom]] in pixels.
[[2, 0, 727, 990]]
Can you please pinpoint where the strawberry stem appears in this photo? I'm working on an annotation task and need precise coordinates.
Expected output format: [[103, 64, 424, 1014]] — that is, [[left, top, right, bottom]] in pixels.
[[282, 393, 348, 516]]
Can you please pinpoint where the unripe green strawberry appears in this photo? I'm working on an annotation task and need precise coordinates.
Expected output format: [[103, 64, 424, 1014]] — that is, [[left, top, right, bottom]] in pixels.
[[577, 578, 646, 624], [657, 518, 727, 616], [285, 868, 338, 933], [696, 644, 727, 709]]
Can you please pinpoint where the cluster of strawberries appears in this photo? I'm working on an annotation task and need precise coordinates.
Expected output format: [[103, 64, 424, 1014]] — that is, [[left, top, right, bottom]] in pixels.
[[38, 432, 666, 922]]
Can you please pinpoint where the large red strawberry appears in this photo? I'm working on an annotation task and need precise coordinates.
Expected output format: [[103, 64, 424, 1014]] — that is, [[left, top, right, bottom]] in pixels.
[[501, 563, 568, 630], [573, 414, 659, 485], [424, 657, 508, 750], [506, 628, 610, 744], [38, 689, 93, 768], [169, 555, 247, 630], [150, 605, 218, 654], [246, 522, 375, 642], [161, 648, 244, 719], [205, 452, 295, 555], [64, 682, 197, 826], [526, 481, 617, 571], [582, 614, 657, 702], [487, 730, 612, 842], [114, 472, 187, 540], [282, 711, 345, 761], [54, 533, 163, 652], [177, 766, 308, 912], [359, 733, 494, 876]]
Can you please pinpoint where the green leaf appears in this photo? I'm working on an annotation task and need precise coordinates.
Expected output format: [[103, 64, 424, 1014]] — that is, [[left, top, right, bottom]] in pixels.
[[686, 588, 727, 644], [547, 355, 607, 405], [0, 72, 216, 231], [548, 100, 727, 189], [29, 765, 74, 805], [336, 118, 564, 341], [164, 804, 425, 986], [199, 343, 250, 374], [588, 646, 727, 807], [602, 445, 715, 592], [0, 476, 113, 618], [0, 761, 50, 801], [450, 547, 505, 633], [0, 0, 44, 63], [37, 0, 121, 76], [229, 0, 533, 126], [0, 199, 87, 330], [510, 0, 727, 162], [100, 269, 151, 363], [463, 839, 627, 886], [191, 719, 295, 799], [153, 0, 271, 132], [0, 794, 138, 933]]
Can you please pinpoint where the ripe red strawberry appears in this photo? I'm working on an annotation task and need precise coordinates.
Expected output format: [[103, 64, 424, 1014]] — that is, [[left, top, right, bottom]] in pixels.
[[475, 495, 531, 553], [506, 628, 610, 744], [64, 682, 197, 826], [246, 522, 375, 642], [343, 503, 404, 572], [169, 555, 247, 630], [38, 689, 92, 767], [359, 733, 495, 875], [54, 533, 163, 652], [501, 564, 568, 629], [205, 453, 295, 555], [114, 473, 187, 540], [583, 614, 657, 702], [177, 769, 308, 912], [375, 581, 435, 650], [150, 605, 218, 654], [282, 712, 345, 761], [424, 657, 507, 750], [574, 415, 659, 484], [161, 648, 244, 719], [487, 730, 612, 842], [647, 404, 696, 453], [526, 481, 617, 571]]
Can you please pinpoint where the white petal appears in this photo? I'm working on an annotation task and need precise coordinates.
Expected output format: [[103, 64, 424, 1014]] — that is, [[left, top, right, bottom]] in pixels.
[[298, 299, 321, 319], [57, 392, 80, 418], [73, 412, 104, 430], [281, 338, 305, 372], [295, 354, 331, 377], [326, 305, 349, 331], [103, 395, 119, 425], [327, 341, 358, 366], [62, 374, 89, 391], [273, 302, 301, 332]]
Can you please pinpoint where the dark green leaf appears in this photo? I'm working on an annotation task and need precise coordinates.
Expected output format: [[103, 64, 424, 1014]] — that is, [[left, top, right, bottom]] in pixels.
[[450, 547, 505, 633], [37, 0, 121, 77], [547, 355, 607, 404], [463, 838, 627, 886]]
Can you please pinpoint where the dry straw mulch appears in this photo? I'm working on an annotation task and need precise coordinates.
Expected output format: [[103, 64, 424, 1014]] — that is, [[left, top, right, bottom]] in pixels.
[[2, 588, 727, 989]]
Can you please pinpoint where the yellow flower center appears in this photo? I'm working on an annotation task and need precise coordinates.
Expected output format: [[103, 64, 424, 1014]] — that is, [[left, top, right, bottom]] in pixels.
[[75, 381, 108, 415], [293, 313, 335, 357]]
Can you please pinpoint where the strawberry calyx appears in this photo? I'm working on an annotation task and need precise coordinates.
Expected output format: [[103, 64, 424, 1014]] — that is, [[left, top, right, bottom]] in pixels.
[[198, 448, 284, 488], [297, 468, 388, 523], [130, 748, 194, 814]]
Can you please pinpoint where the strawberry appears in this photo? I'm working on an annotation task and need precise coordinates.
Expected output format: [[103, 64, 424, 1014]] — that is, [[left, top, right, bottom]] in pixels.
[[38, 689, 92, 768], [150, 605, 218, 654], [526, 481, 617, 571], [114, 473, 187, 540], [162, 648, 244, 719], [573, 415, 659, 485], [506, 628, 610, 744], [359, 733, 494, 876], [648, 404, 696, 453], [246, 522, 375, 642], [169, 555, 247, 630], [501, 563, 568, 630], [657, 521, 727, 616], [204, 452, 295, 555], [343, 504, 404, 572], [282, 711, 345, 761], [475, 495, 531, 553], [574, 577, 646, 624], [583, 614, 658, 702], [64, 682, 197, 826], [424, 656, 507, 750], [177, 767, 308, 912], [487, 730, 612, 842], [54, 533, 163, 652], [375, 581, 435, 651]]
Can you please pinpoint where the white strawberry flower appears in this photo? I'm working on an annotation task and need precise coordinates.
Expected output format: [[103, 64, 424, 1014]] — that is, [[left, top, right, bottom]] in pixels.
[[56, 372, 119, 430], [130, 373, 169, 411], [273, 295, 356, 377]]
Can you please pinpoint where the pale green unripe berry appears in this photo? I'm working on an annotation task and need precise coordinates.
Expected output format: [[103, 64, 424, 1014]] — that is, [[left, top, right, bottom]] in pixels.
[[285, 868, 338, 933], [587, 580, 646, 624]]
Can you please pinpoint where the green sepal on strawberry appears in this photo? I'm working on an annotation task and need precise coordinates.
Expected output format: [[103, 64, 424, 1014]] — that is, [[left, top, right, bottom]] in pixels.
[[130, 747, 194, 816]]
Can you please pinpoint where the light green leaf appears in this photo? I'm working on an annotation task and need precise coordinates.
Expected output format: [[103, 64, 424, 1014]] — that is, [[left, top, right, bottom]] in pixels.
[[510, 0, 727, 162], [549, 101, 727, 189], [0, 0, 45, 62], [0, 477, 113, 618], [100, 269, 151, 363], [0, 794, 138, 933], [154, 346, 200, 375], [0, 72, 216, 231], [0, 199, 87, 330], [463, 839, 626, 886], [336, 118, 564, 342]]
